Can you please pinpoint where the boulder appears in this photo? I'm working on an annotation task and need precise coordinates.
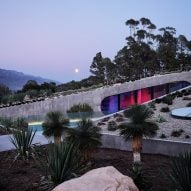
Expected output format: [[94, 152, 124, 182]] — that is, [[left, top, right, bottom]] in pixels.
[[53, 166, 138, 191]]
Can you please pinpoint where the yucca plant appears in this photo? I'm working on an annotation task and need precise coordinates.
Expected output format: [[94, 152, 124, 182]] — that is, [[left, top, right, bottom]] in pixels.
[[168, 152, 191, 191], [10, 128, 36, 160], [34, 142, 83, 190]]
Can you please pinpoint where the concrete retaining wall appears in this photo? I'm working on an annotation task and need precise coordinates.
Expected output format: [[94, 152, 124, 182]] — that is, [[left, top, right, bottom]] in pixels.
[[0, 71, 191, 118], [101, 134, 191, 156]]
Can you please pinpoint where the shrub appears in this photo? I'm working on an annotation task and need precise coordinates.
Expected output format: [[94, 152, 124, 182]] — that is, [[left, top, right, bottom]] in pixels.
[[12, 117, 28, 131], [183, 91, 190, 96], [67, 103, 93, 113], [96, 122, 106, 126], [67, 103, 93, 118], [148, 102, 156, 110], [0, 117, 14, 131], [167, 152, 191, 191], [160, 107, 170, 112], [160, 133, 167, 139], [101, 117, 110, 122], [129, 164, 152, 190], [115, 117, 124, 122], [10, 129, 36, 160], [156, 115, 167, 123], [185, 135, 190, 139], [176, 91, 183, 97], [183, 97, 191, 101], [113, 113, 123, 118], [171, 129, 184, 137], [186, 102, 191, 107], [107, 120, 117, 131], [155, 98, 162, 104], [162, 95, 173, 105]]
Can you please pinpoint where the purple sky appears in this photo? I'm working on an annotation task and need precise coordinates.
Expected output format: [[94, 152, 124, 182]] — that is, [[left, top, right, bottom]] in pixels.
[[0, 0, 191, 83]]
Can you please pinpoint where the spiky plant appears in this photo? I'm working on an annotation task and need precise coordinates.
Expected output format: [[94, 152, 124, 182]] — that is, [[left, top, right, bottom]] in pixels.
[[34, 142, 83, 190], [67, 118, 102, 162], [168, 152, 191, 191], [10, 129, 36, 160], [42, 111, 69, 144], [119, 104, 158, 163]]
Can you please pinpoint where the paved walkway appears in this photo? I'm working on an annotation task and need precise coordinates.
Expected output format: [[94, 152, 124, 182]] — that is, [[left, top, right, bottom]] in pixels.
[[0, 132, 49, 152]]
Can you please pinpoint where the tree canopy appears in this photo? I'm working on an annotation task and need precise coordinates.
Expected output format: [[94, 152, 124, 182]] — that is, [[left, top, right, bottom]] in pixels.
[[90, 17, 191, 84]]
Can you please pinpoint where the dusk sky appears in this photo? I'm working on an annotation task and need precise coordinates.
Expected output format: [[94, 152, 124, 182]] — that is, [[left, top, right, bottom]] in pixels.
[[0, 0, 191, 83]]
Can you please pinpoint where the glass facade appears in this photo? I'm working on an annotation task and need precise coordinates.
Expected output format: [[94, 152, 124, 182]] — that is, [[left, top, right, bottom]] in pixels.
[[101, 95, 118, 115], [120, 91, 135, 110], [101, 81, 190, 114], [137, 88, 152, 104], [153, 84, 167, 98]]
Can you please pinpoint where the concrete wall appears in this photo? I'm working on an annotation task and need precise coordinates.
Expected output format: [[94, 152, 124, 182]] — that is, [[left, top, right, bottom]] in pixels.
[[0, 71, 191, 118], [101, 134, 191, 156]]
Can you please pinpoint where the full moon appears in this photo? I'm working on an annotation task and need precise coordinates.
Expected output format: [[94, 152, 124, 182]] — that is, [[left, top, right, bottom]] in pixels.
[[74, 68, 79, 73]]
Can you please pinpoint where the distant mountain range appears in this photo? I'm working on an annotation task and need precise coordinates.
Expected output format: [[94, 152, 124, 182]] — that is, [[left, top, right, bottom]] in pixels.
[[0, 68, 59, 90]]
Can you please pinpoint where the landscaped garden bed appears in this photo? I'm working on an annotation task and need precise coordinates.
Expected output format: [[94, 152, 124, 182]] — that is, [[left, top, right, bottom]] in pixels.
[[0, 148, 172, 191]]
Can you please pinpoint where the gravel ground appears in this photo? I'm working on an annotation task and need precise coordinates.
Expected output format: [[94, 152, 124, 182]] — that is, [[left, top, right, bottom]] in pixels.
[[99, 96, 191, 142]]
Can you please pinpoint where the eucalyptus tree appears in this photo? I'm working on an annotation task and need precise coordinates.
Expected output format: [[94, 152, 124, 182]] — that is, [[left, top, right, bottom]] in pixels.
[[104, 58, 116, 84], [90, 52, 106, 83], [156, 27, 178, 72], [140, 17, 152, 29], [125, 19, 139, 36], [90, 52, 115, 84], [177, 35, 190, 70]]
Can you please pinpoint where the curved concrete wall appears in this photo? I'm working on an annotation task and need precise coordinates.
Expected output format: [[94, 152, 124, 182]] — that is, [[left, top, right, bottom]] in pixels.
[[0, 71, 191, 118]]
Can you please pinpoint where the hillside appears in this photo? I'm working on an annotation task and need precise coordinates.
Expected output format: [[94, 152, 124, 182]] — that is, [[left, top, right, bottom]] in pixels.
[[0, 68, 58, 90]]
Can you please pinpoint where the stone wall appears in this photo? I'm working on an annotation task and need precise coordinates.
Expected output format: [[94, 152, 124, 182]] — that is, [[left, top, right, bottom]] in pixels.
[[0, 71, 191, 118]]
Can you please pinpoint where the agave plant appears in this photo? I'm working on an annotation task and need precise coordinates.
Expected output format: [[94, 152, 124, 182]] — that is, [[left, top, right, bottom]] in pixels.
[[10, 128, 36, 160], [168, 152, 191, 191], [67, 118, 102, 162], [34, 141, 83, 190]]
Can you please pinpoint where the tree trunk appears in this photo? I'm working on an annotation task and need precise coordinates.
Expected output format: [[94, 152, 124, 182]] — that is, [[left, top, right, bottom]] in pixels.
[[132, 136, 143, 163], [84, 149, 92, 162], [54, 136, 61, 144]]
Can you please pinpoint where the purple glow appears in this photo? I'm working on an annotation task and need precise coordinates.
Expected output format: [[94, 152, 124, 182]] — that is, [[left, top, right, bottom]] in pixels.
[[0, 0, 191, 82]]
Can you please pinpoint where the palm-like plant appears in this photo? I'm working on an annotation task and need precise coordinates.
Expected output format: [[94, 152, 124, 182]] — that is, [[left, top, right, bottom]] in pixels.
[[119, 104, 158, 163], [42, 111, 69, 144], [67, 119, 102, 162]]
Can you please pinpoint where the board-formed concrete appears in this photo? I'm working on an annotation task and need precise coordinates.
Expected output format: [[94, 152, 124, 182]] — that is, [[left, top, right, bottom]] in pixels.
[[0, 71, 191, 118], [101, 133, 191, 156]]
